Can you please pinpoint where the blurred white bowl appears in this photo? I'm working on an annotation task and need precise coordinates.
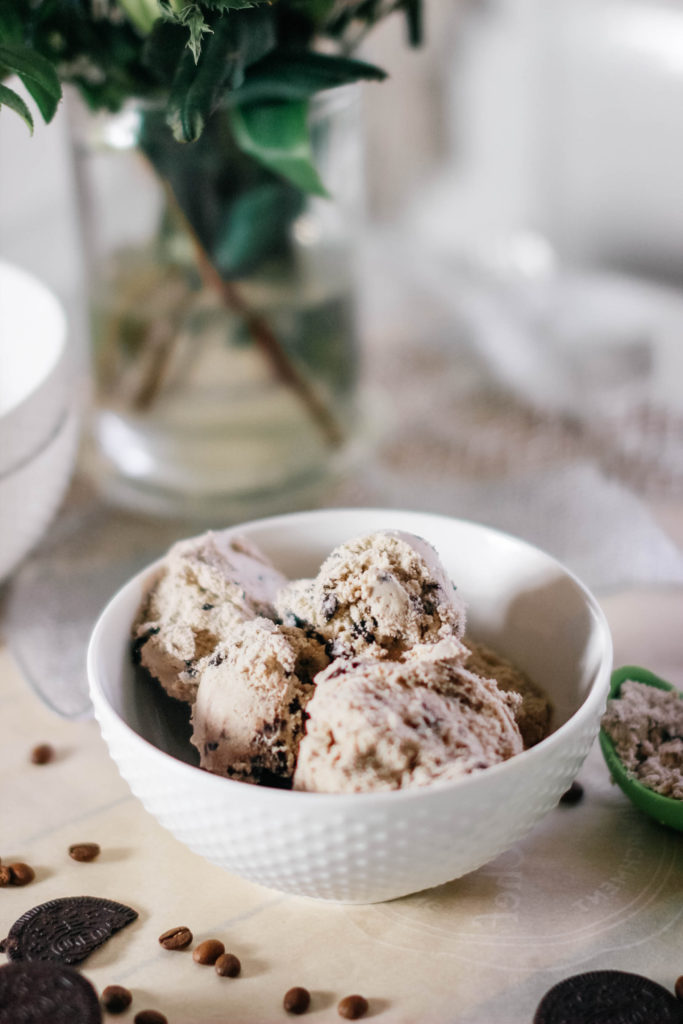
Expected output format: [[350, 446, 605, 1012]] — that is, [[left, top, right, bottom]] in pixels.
[[0, 261, 69, 476], [0, 406, 80, 583], [88, 509, 612, 904]]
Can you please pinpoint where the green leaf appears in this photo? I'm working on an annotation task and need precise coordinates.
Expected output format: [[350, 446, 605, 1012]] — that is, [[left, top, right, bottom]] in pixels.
[[214, 181, 304, 276], [404, 0, 423, 46], [166, 8, 275, 142], [162, 2, 213, 62], [143, 20, 188, 83], [0, 44, 61, 123], [118, 0, 163, 35], [0, 0, 23, 44], [229, 99, 328, 196], [206, 0, 268, 8], [0, 82, 33, 133], [233, 50, 386, 105]]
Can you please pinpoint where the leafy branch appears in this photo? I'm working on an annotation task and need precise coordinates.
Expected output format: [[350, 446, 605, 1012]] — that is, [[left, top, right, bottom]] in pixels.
[[0, 0, 422, 443]]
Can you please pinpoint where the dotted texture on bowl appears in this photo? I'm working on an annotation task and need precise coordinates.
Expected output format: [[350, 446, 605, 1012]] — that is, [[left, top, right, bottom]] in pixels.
[[96, 701, 601, 903]]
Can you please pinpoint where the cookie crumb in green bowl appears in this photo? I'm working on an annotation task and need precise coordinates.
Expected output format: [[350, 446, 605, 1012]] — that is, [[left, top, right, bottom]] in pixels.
[[599, 665, 683, 831]]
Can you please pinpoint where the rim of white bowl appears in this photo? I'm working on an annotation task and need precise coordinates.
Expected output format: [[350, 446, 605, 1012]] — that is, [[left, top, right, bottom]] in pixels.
[[0, 406, 73, 482], [87, 507, 613, 806], [0, 261, 67, 417]]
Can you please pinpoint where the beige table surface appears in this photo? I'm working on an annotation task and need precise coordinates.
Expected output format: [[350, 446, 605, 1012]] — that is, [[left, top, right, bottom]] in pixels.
[[1, 579, 682, 1024]]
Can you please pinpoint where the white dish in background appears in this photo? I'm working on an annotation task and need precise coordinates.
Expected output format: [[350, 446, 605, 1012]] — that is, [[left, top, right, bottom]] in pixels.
[[88, 508, 613, 904], [0, 260, 69, 476], [0, 405, 80, 584]]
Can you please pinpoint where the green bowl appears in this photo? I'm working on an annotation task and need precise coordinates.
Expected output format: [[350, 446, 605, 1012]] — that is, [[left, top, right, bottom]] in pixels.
[[599, 665, 683, 832]]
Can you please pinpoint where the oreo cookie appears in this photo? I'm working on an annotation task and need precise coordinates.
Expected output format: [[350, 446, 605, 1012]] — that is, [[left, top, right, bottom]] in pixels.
[[0, 962, 101, 1023], [534, 970, 683, 1024], [2, 896, 138, 965]]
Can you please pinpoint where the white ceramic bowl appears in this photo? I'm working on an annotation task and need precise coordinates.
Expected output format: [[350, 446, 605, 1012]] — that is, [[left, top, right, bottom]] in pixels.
[[88, 509, 612, 904], [0, 261, 70, 477], [0, 406, 80, 583]]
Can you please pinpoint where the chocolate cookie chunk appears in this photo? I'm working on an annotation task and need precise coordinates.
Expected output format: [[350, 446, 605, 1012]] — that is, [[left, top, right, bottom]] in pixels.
[[534, 970, 683, 1023], [0, 962, 101, 1023], [2, 896, 138, 965]]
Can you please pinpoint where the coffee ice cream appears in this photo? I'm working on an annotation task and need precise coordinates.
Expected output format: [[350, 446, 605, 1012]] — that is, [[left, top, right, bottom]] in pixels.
[[133, 527, 550, 793], [293, 651, 524, 793], [464, 640, 552, 749], [133, 532, 287, 702], [278, 531, 466, 660], [191, 618, 328, 784]]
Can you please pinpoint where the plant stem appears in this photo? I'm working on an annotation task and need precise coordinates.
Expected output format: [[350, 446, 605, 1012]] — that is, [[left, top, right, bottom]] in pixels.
[[161, 181, 344, 448]]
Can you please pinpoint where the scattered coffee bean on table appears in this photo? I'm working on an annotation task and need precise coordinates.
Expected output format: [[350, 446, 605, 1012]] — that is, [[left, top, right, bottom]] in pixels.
[[8, 863, 35, 886], [283, 986, 311, 1014], [533, 970, 683, 1023], [0, 865, 11, 887], [0, 962, 101, 1024], [338, 994, 369, 1019], [559, 781, 584, 806], [101, 983, 133, 1014], [192, 939, 225, 965], [2, 896, 138, 965], [69, 843, 101, 863], [675, 976, 683, 1001], [133, 1010, 167, 1024], [215, 952, 241, 977], [30, 744, 55, 765], [158, 925, 193, 950]]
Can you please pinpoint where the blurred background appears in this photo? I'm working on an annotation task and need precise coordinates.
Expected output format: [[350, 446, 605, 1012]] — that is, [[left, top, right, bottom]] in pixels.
[[2, 0, 683, 716]]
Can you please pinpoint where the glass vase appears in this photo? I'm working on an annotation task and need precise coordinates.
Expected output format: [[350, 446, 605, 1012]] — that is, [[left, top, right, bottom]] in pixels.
[[71, 86, 364, 520]]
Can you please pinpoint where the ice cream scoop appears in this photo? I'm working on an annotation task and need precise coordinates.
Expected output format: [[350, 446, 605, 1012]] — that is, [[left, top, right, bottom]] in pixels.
[[599, 665, 683, 832], [294, 650, 523, 793], [310, 529, 467, 659]]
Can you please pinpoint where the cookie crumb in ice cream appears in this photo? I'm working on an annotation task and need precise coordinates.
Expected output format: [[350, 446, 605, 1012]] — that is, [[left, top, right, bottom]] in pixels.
[[190, 618, 328, 785], [601, 679, 683, 799], [134, 527, 552, 793], [294, 650, 523, 794], [464, 640, 552, 748], [132, 532, 287, 703], [308, 530, 467, 660]]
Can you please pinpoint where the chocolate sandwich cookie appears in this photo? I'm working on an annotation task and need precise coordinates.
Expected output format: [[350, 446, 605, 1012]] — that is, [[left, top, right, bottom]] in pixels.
[[0, 961, 102, 1023], [534, 970, 683, 1024], [1, 896, 138, 965]]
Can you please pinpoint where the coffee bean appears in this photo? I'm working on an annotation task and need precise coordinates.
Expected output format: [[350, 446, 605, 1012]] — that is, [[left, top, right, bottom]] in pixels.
[[675, 976, 683, 1001], [338, 994, 369, 1019], [559, 781, 584, 805], [192, 939, 224, 965], [9, 863, 35, 886], [133, 1011, 167, 1024], [69, 843, 101, 863], [215, 952, 241, 977], [30, 744, 55, 765], [101, 984, 132, 1014], [158, 925, 193, 950], [283, 986, 311, 1014], [0, 865, 11, 886]]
